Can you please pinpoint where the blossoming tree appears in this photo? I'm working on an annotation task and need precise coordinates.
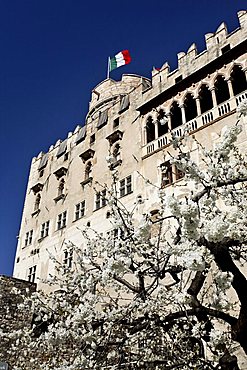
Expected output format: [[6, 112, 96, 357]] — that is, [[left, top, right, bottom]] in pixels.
[[2, 102, 247, 370]]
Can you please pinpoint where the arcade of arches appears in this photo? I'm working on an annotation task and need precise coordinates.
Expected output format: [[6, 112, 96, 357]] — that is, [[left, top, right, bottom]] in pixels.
[[145, 65, 247, 144]]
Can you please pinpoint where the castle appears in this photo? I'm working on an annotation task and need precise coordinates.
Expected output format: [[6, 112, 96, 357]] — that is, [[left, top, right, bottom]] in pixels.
[[13, 11, 247, 287]]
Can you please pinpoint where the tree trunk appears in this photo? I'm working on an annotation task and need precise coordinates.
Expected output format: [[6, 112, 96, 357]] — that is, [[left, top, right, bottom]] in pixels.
[[205, 239, 247, 355], [219, 352, 240, 370]]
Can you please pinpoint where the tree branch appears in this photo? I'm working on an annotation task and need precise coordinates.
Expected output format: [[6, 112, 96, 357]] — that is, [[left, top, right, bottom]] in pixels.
[[192, 177, 247, 203], [113, 274, 140, 294]]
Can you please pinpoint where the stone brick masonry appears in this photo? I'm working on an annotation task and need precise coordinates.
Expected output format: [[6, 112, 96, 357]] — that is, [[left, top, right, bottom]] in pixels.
[[0, 275, 36, 368]]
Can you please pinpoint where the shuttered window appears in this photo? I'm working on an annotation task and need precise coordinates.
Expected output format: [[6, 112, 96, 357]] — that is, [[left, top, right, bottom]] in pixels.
[[75, 126, 86, 144], [119, 95, 129, 113], [97, 110, 108, 129], [38, 153, 48, 170], [57, 139, 67, 157]]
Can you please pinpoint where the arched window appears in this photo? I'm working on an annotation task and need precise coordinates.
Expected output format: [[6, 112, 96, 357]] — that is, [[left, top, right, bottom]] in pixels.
[[85, 161, 92, 180], [184, 93, 197, 122], [231, 65, 247, 96], [146, 117, 155, 143], [113, 143, 121, 161], [214, 75, 230, 105], [199, 84, 213, 113], [58, 179, 65, 196], [157, 110, 168, 137], [170, 102, 182, 129], [34, 193, 41, 211]]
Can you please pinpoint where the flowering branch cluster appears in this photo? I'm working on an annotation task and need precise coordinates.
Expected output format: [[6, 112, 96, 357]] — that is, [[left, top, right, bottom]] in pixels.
[[2, 104, 247, 369]]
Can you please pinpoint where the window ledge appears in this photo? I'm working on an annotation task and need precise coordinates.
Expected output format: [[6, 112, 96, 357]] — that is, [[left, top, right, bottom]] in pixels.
[[106, 130, 123, 145], [110, 159, 122, 170], [80, 177, 93, 187], [79, 149, 95, 162], [38, 236, 48, 243], [32, 209, 40, 217], [94, 204, 107, 212], [161, 177, 185, 188], [53, 166, 68, 179], [31, 183, 44, 194], [119, 190, 133, 198], [73, 216, 85, 223], [22, 245, 30, 249], [54, 194, 66, 202], [56, 226, 66, 232]]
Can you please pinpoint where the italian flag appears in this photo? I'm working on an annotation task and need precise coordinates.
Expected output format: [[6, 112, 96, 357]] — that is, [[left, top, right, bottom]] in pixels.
[[109, 50, 131, 72]]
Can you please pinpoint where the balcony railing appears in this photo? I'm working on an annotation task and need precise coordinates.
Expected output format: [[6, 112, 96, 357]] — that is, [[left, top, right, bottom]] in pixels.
[[144, 90, 247, 156]]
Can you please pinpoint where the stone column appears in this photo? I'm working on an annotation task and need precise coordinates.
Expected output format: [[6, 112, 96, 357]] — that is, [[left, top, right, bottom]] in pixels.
[[210, 87, 218, 107], [143, 125, 147, 145], [154, 120, 159, 139], [244, 67, 247, 84], [180, 104, 186, 124], [195, 97, 201, 116], [167, 113, 172, 131], [227, 78, 234, 98]]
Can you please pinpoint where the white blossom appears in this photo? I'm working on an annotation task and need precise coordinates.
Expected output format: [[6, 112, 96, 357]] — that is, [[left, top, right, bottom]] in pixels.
[[237, 99, 247, 116], [3, 123, 247, 369]]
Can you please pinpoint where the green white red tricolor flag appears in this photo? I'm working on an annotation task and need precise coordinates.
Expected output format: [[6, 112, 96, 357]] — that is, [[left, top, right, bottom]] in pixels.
[[107, 50, 131, 77]]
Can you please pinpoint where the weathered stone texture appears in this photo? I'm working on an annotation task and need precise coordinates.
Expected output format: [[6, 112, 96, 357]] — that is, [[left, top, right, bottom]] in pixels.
[[0, 275, 36, 367]]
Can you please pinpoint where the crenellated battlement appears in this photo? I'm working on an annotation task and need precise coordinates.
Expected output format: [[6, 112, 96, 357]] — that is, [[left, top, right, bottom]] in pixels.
[[32, 11, 247, 165], [145, 11, 247, 109]]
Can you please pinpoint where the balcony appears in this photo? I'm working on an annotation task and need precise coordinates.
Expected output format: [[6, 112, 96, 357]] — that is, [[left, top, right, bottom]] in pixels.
[[143, 90, 247, 157]]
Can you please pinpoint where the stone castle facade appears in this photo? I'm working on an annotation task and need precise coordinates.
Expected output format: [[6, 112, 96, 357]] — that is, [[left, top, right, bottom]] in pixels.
[[13, 11, 247, 288]]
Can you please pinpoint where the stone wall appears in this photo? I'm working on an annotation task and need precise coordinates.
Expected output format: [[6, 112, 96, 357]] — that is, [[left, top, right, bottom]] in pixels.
[[0, 275, 36, 368]]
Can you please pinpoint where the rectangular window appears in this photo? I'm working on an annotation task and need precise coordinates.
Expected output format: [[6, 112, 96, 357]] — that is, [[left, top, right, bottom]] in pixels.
[[95, 190, 107, 210], [41, 221, 49, 239], [38, 153, 48, 171], [57, 211, 67, 230], [97, 110, 108, 129], [119, 179, 125, 197], [29, 230, 33, 244], [75, 201, 86, 220], [24, 230, 33, 247], [119, 95, 129, 113], [64, 249, 73, 269], [175, 166, 184, 181], [119, 176, 132, 197], [175, 75, 183, 84], [161, 162, 184, 187], [101, 189, 107, 207], [112, 228, 124, 239], [75, 126, 86, 145], [221, 44, 231, 54], [126, 176, 132, 194], [56, 139, 67, 158], [113, 117, 119, 128], [39, 169, 44, 178], [95, 193, 101, 210], [161, 162, 173, 187], [28, 265, 36, 283], [90, 134, 95, 144]]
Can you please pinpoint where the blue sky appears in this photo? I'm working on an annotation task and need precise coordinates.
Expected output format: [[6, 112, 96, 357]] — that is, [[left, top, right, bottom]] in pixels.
[[0, 0, 246, 276]]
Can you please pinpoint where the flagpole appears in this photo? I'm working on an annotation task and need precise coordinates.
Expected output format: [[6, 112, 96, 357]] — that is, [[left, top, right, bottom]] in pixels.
[[107, 57, 110, 79]]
